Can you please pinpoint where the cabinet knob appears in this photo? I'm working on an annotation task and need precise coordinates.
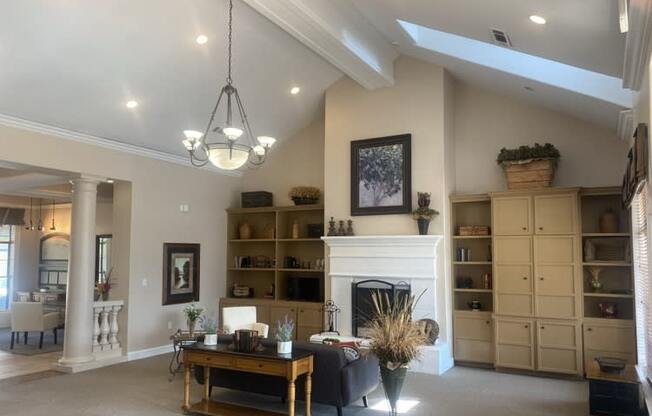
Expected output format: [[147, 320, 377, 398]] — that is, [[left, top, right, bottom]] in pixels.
[[524, 324, 529, 328], [522, 277, 528, 280], [586, 328, 593, 332], [486, 321, 490, 324], [541, 326, 545, 329], [539, 227, 543, 231], [522, 227, 527, 231], [539, 277, 544, 281]]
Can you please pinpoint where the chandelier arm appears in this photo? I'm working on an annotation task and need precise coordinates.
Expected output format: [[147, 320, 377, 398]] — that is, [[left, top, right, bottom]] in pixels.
[[189, 151, 210, 167], [204, 87, 227, 140], [233, 88, 257, 147], [227, 0, 233, 84]]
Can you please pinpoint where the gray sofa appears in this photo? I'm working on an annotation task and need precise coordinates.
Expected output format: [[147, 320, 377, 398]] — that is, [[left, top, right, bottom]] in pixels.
[[194, 335, 379, 416]]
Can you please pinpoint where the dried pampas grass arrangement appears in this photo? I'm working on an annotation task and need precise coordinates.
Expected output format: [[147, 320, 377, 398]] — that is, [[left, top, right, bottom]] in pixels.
[[367, 290, 427, 370]]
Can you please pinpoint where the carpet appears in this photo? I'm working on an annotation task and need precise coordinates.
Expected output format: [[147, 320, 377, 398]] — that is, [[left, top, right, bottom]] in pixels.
[[0, 328, 63, 355], [0, 353, 589, 415]]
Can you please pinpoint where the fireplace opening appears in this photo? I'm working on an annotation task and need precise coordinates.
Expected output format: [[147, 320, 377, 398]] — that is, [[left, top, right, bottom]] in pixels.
[[351, 279, 411, 338]]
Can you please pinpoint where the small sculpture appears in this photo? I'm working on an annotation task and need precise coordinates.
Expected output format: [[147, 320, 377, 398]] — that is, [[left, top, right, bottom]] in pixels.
[[327, 217, 337, 236], [337, 220, 346, 236], [345, 219, 354, 236]]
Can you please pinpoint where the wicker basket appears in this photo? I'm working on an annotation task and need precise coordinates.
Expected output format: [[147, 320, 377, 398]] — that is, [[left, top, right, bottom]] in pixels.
[[502, 159, 555, 190]]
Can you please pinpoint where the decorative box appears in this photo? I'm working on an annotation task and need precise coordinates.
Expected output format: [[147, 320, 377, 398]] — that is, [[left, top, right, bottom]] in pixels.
[[458, 225, 490, 236], [307, 223, 324, 238], [241, 191, 273, 208]]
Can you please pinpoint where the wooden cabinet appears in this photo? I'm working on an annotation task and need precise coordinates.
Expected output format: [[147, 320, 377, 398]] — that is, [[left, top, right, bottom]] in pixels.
[[453, 312, 493, 364], [494, 237, 533, 317], [583, 320, 636, 369], [536, 320, 582, 375], [296, 304, 323, 341], [493, 196, 531, 235], [534, 236, 578, 319], [495, 317, 535, 370], [534, 194, 577, 234]]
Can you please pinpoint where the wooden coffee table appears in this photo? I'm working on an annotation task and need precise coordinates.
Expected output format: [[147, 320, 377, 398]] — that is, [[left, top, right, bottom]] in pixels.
[[181, 342, 314, 416]]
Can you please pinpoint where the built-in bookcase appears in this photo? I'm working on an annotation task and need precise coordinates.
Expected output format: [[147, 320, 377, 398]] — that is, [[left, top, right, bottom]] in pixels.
[[451, 194, 493, 313], [579, 188, 634, 321], [226, 205, 325, 302]]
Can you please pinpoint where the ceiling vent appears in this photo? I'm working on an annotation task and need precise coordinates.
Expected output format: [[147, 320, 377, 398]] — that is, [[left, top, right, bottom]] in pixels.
[[490, 28, 512, 48]]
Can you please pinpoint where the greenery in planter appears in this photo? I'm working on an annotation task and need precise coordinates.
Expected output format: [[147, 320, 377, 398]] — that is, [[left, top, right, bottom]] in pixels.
[[412, 207, 439, 221], [183, 304, 203, 322], [496, 143, 560, 167], [200, 316, 217, 334], [275, 315, 295, 342], [289, 186, 321, 203]]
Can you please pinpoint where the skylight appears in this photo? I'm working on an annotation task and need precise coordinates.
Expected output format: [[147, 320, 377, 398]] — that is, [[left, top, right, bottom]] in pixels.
[[397, 20, 632, 108]]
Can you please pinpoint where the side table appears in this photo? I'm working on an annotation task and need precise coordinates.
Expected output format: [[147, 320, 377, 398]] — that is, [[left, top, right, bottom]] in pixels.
[[168, 330, 205, 380]]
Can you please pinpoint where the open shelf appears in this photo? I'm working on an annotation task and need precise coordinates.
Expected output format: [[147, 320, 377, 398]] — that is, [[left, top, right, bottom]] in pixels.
[[454, 288, 492, 293], [452, 235, 491, 240], [584, 293, 633, 299], [277, 268, 324, 273], [582, 233, 631, 237], [277, 238, 322, 242], [228, 268, 275, 272], [228, 239, 275, 243], [583, 262, 632, 267], [454, 261, 492, 265]]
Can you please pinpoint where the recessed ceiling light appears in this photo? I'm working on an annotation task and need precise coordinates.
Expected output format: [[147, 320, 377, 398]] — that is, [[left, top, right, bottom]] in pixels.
[[529, 15, 546, 25], [290, 86, 301, 95], [196, 35, 208, 45], [126, 100, 138, 109]]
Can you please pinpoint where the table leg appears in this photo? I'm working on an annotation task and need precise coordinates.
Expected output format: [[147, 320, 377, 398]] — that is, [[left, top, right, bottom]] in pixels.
[[203, 366, 210, 400], [287, 379, 296, 416], [305, 372, 312, 416], [183, 357, 190, 411]]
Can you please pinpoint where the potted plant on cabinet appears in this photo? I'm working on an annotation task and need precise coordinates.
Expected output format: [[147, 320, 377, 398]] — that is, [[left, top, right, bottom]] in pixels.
[[275, 315, 294, 354], [368, 291, 426, 415], [496, 143, 560, 189], [289, 186, 321, 205], [412, 192, 439, 235], [201, 316, 218, 345], [183, 304, 203, 337]]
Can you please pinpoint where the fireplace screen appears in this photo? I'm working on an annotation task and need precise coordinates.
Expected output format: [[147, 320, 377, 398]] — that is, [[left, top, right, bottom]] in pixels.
[[351, 279, 411, 338]]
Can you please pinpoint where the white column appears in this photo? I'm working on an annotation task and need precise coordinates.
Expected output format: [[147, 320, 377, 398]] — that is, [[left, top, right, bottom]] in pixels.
[[58, 177, 98, 367]]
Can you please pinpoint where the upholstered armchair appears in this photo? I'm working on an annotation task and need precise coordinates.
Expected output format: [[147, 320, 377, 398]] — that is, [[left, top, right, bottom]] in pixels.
[[222, 306, 269, 338], [10, 302, 60, 349]]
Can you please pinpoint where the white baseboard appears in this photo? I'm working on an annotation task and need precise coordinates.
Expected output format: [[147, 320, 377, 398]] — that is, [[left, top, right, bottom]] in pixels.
[[127, 344, 174, 361]]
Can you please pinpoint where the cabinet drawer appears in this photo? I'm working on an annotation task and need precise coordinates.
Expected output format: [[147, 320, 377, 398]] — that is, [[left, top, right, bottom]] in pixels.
[[534, 194, 576, 235], [496, 344, 534, 369], [536, 296, 576, 319], [454, 316, 492, 341], [493, 197, 531, 235], [534, 236, 575, 263], [496, 294, 533, 316], [495, 265, 532, 293], [496, 319, 532, 345], [187, 352, 235, 368], [584, 325, 635, 353], [494, 237, 532, 264], [538, 347, 580, 374], [235, 358, 286, 376], [454, 339, 493, 363], [297, 306, 322, 327]]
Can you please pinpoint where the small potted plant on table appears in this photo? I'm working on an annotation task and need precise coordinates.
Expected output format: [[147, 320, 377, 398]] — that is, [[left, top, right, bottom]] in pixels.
[[368, 291, 426, 416], [412, 192, 439, 235], [183, 304, 203, 337], [275, 315, 295, 354], [201, 316, 218, 345]]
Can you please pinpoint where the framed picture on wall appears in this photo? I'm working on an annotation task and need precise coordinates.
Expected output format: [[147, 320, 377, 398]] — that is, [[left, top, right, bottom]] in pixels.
[[162, 243, 200, 305], [350, 134, 412, 216]]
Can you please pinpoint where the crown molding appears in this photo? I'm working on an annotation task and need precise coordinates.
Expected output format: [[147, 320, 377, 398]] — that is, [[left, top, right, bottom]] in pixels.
[[242, 0, 397, 90], [0, 113, 241, 177], [623, 0, 652, 91], [617, 109, 635, 142]]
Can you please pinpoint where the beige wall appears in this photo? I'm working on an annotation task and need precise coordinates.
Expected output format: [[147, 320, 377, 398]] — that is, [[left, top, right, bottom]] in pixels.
[[453, 82, 629, 193], [325, 56, 448, 235], [0, 124, 239, 352], [241, 117, 325, 206]]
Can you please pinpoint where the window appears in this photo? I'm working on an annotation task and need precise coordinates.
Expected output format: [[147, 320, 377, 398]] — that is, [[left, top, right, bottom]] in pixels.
[[633, 185, 652, 376], [0, 225, 14, 310]]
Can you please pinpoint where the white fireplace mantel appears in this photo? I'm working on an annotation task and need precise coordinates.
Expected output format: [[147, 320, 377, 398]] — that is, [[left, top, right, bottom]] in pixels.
[[322, 235, 453, 375]]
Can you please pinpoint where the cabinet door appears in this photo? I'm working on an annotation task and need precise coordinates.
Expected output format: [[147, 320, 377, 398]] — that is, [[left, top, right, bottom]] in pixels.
[[495, 265, 533, 316], [493, 197, 531, 235], [494, 237, 532, 264], [583, 323, 636, 354], [270, 305, 297, 340], [296, 326, 322, 341], [534, 237, 578, 319], [454, 315, 492, 341], [534, 194, 576, 235], [454, 314, 493, 364], [495, 318, 534, 370], [537, 320, 581, 375]]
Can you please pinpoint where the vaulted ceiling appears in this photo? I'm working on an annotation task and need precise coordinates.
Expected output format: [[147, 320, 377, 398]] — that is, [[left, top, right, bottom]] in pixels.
[[0, 0, 632, 167]]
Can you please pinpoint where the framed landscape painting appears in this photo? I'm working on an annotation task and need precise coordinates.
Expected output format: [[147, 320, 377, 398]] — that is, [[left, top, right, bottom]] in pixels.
[[162, 243, 200, 305], [350, 134, 412, 216]]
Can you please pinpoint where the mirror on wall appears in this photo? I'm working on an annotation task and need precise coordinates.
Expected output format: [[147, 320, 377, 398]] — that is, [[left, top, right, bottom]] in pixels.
[[95, 234, 112, 283]]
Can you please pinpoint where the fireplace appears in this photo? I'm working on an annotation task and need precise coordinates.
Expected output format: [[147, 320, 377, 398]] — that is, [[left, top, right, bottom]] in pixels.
[[351, 279, 411, 337]]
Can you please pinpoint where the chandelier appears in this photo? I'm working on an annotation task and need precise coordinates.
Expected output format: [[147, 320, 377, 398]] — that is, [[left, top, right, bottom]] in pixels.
[[182, 0, 275, 170]]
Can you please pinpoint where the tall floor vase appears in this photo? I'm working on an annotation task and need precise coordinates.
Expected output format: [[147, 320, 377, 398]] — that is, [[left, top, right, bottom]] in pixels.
[[380, 365, 408, 415]]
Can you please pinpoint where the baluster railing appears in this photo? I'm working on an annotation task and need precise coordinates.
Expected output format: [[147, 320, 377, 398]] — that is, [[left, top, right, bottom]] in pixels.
[[92, 300, 124, 357]]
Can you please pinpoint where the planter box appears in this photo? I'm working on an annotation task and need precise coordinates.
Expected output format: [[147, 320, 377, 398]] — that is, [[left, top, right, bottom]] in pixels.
[[502, 159, 555, 190]]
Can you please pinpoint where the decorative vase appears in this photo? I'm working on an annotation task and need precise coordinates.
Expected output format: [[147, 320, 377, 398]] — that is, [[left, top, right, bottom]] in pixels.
[[417, 218, 430, 235], [94, 291, 100, 302], [599, 210, 619, 233], [291, 220, 300, 239], [187, 319, 197, 337], [277, 340, 292, 354], [204, 333, 218, 346], [239, 222, 252, 240], [380, 365, 408, 416], [102, 291, 109, 301], [587, 266, 604, 292], [292, 197, 317, 205]]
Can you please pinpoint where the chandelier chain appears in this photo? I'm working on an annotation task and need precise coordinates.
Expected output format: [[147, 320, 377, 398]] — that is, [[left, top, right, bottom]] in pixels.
[[227, 0, 233, 84]]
